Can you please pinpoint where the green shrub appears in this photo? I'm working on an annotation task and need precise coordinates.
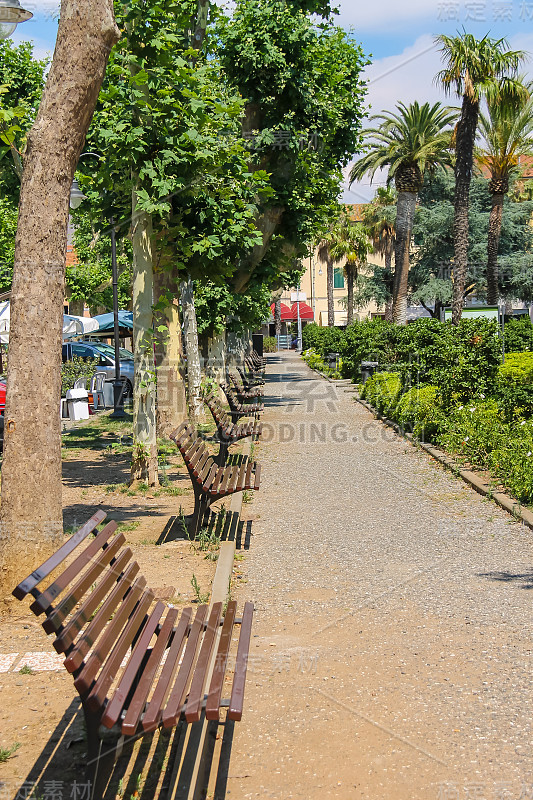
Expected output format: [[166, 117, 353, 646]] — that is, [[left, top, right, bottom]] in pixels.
[[61, 356, 99, 396], [395, 384, 444, 441], [489, 420, 533, 505], [437, 400, 504, 470], [301, 348, 342, 379], [496, 352, 533, 421], [361, 371, 402, 416], [263, 336, 277, 353], [503, 316, 533, 353]]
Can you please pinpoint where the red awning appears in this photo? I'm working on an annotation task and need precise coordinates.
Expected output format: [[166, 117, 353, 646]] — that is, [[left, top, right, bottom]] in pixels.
[[270, 302, 292, 320], [291, 301, 314, 321]]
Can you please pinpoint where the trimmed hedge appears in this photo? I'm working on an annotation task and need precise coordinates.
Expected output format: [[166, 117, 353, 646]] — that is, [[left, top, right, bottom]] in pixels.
[[303, 317, 533, 506], [396, 384, 443, 440], [361, 372, 402, 416]]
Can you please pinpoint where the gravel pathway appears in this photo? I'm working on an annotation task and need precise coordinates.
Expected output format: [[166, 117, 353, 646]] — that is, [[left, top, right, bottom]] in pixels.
[[228, 351, 532, 800]]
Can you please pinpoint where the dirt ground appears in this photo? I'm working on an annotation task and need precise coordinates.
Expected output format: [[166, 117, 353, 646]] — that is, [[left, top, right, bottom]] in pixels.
[[0, 410, 253, 800]]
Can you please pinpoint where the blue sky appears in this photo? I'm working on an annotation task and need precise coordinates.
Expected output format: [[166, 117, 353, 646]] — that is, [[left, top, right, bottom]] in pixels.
[[21, 0, 533, 202]]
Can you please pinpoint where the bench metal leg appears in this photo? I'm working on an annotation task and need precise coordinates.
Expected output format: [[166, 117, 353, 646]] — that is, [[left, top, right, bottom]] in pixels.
[[84, 705, 121, 800], [188, 486, 210, 539]]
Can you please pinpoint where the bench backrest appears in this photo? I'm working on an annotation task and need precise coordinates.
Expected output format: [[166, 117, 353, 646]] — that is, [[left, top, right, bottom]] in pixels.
[[204, 393, 232, 433], [171, 421, 218, 482], [13, 511, 155, 707]]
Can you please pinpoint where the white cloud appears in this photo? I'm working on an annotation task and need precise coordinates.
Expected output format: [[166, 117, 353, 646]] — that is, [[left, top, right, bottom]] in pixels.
[[364, 34, 448, 114], [24, 0, 59, 16], [336, 0, 449, 33]]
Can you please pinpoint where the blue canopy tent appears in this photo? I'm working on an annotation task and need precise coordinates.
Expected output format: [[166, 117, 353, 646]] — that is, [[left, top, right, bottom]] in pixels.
[[93, 311, 133, 333]]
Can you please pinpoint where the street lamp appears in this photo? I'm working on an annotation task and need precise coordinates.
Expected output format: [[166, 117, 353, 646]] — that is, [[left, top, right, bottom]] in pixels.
[[0, 0, 32, 39], [69, 155, 125, 417]]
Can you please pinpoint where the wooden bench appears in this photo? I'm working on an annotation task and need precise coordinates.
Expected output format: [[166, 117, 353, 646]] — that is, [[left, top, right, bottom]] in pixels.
[[246, 350, 266, 374], [12, 509, 254, 797], [221, 383, 264, 425], [204, 392, 262, 464], [237, 364, 264, 389], [172, 421, 261, 536], [227, 370, 264, 400]]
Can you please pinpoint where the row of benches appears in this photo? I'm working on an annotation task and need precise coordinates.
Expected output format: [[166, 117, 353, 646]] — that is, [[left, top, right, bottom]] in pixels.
[[12, 348, 268, 798]]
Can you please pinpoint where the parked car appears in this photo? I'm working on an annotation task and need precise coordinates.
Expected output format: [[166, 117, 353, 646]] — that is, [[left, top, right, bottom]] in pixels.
[[62, 341, 134, 398]]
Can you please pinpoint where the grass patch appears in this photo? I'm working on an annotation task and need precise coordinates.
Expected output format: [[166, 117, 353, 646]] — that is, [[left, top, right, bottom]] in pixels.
[[19, 664, 33, 675], [116, 520, 140, 532], [191, 574, 210, 604], [0, 742, 21, 763]]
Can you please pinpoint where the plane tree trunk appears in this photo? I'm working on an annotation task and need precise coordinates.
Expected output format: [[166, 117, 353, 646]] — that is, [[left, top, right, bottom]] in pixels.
[[0, 0, 119, 603]]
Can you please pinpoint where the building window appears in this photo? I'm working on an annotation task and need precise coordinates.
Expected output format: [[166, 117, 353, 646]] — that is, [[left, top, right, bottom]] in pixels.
[[333, 267, 344, 289]]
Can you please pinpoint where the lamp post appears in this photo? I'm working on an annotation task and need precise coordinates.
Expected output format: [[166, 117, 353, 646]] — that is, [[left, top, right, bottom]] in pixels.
[[69, 154, 125, 416], [0, 0, 32, 39]]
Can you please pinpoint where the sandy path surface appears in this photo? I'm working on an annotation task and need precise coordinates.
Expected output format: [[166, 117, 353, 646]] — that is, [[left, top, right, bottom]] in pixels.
[[228, 351, 532, 800]]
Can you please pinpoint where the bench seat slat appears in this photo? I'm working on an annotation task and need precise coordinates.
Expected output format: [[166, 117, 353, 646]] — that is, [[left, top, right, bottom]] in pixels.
[[85, 588, 155, 712], [100, 600, 166, 728], [121, 607, 179, 735], [68, 572, 145, 677], [205, 601, 237, 721], [162, 604, 209, 729], [185, 602, 223, 722], [142, 608, 192, 733], [43, 530, 124, 634], [253, 462, 261, 491], [53, 548, 134, 654], [12, 510, 107, 603], [235, 460, 248, 492], [228, 601, 254, 721]]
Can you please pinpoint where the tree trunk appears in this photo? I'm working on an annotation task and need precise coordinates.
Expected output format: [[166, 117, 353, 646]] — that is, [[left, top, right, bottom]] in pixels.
[[392, 190, 416, 325], [327, 256, 334, 326], [346, 262, 355, 325], [206, 330, 226, 382], [153, 266, 187, 439], [274, 299, 281, 337], [180, 277, 203, 422], [130, 198, 158, 486], [487, 192, 504, 305], [452, 95, 479, 325], [0, 0, 119, 603]]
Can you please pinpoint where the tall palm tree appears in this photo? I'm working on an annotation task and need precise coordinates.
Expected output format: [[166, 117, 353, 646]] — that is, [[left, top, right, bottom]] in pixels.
[[362, 187, 396, 320], [329, 216, 370, 325], [435, 32, 526, 323], [478, 82, 533, 303], [350, 101, 456, 324]]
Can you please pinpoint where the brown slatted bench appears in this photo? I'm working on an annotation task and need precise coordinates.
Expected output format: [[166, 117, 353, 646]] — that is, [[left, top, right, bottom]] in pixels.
[[237, 365, 265, 390], [227, 370, 264, 400], [247, 350, 266, 371], [12, 509, 253, 798], [204, 392, 262, 464], [172, 421, 261, 537], [221, 384, 264, 425]]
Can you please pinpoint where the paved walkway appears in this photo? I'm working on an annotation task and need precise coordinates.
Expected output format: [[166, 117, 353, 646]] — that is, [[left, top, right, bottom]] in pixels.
[[229, 351, 532, 800]]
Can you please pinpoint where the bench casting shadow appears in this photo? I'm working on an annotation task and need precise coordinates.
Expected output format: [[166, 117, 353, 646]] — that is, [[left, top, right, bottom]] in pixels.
[[477, 570, 533, 590], [15, 699, 237, 800], [157, 508, 253, 550]]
